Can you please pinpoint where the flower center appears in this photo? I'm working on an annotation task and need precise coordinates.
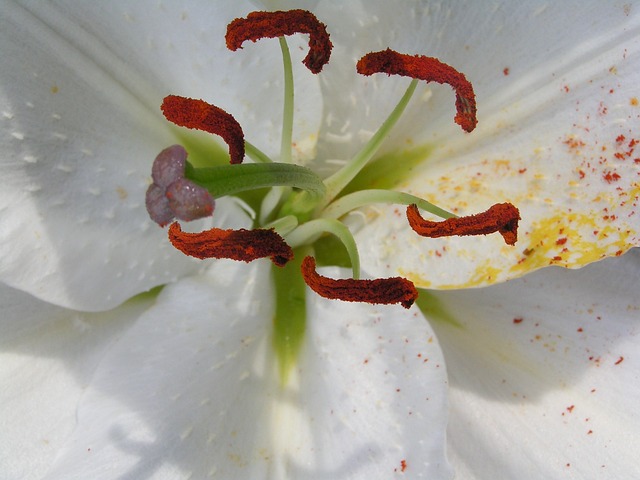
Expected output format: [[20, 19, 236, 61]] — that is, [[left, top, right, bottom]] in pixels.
[[144, 9, 520, 381]]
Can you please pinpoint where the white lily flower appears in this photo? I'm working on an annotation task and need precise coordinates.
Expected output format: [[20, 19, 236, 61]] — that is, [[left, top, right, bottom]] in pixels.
[[1, 1, 638, 479]]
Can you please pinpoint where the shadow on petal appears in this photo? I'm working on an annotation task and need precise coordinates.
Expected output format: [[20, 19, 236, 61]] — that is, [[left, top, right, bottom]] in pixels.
[[424, 249, 640, 478], [425, 249, 640, 403], [41, 260, 451, 479]]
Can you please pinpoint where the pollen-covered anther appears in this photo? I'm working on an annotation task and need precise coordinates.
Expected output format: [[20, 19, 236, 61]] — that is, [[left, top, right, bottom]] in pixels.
[[161, 95, 245, 164], [357, 48, 477, 132], [168, 222, 294, 267], [301, 256, 418, 309], [407, 203, 521, 246], [226, 10, 332, 74]]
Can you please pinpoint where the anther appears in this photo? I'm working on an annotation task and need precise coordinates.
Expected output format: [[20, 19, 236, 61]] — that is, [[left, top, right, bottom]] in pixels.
[[357, 48, 477, 132], [161, 95, 245, 164], [226, 10, 333, 74], [407, 203, 520, 245], [300, 256, 418, 309], [168, 222, 294, 267]]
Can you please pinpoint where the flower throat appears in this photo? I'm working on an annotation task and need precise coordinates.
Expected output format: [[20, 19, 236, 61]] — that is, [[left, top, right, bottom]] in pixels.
[[145, 9, 520, 380]]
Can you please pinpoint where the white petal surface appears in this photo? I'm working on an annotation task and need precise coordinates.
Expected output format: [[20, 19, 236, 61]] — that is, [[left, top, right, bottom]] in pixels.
[[424, 249, 640, 479], [44, 260, 451, 479], [0, 0, 321, 310], [350, 2, 640, 287], [296, 0, 448, 172], [0, 282, 151, 480]]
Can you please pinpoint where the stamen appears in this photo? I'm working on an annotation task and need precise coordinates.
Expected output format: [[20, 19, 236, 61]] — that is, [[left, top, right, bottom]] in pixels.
[[168, 222, 294, 267], [226, 10, 333, 74], [406, 202, 520, 245], [321, 79, 418, 206], [161, 95, 245, 164], [300, 256, 418, 309], [357, 49, 477, 132]]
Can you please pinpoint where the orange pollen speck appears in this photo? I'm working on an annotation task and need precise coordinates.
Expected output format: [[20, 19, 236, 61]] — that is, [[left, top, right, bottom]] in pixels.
[[161, 95, 245, 164], [407, 203, 520, 245], [300, 256, 418, 309], [168, 222, 293, 267], [356, 48, 477, 132], [226, 10, 333, 74]]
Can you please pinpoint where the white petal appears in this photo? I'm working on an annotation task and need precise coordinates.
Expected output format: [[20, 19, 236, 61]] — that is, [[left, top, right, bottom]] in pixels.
[[352, 2, 640, 288], [37, 0, 323, 162], [0, 282, 151, 480], [44, 260, 451, 479], [307, 1, 444, 167], [0, 1, 321, 310], [252, 1, 467, 172], [424, 249, 640, 478]]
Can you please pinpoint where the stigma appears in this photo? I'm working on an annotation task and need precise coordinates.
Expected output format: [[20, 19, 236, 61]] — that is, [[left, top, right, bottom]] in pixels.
[[145, 145, 214, 226]]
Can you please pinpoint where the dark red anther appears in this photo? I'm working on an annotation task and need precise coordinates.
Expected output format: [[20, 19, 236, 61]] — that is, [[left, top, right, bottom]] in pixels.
[[407, 203, 520, 245], [161, 95, 245, 164], [168, 222, 293, 267], [357, 49, 477, 132], [226, 10, 332, 74], [300, 256, 418, 309]]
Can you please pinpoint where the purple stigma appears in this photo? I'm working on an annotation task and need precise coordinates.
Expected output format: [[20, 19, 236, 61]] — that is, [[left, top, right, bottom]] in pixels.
[[145, 145, 215, 226], [152, 144, 187, 188], [166, 178, 215, 221]]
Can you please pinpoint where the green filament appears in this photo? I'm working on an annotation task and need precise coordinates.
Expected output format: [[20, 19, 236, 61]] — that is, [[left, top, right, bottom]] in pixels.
[[185, 162, 325, 202], [322, 189, 457, 220], [285, 218, 361, 279], [272, 250, 308, 384], [245, 141, 273, 163], [279, 36, 294, 164], [320, 79, 418, 206]]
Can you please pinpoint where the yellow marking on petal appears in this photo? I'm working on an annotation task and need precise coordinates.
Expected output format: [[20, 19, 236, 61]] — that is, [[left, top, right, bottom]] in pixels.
[[400, 201, 637, 290], [433, 210, 635, 290], [398, 268, 432, 288], [430, 259, 505, 289], [456, 261, 503, 287], [510, 211, 632, 275]]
